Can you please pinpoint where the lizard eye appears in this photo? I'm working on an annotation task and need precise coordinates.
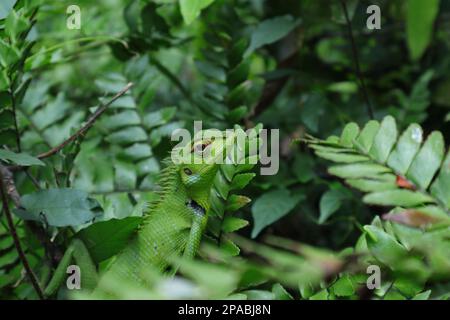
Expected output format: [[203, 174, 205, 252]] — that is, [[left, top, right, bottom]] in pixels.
[[191, 140, 212, 154], [197, 144, 208, 152], [183, 168, 193, 175]]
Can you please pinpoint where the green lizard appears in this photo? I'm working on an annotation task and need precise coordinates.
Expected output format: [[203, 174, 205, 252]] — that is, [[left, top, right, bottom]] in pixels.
[[44, 129, 238, 297]]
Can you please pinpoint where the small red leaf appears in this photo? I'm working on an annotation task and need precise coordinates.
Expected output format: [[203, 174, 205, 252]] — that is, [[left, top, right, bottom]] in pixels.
[[396, 175, 415, 190]]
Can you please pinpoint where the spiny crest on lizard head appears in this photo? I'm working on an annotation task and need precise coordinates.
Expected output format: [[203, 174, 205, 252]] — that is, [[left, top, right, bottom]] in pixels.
[[144, 130, 237, 213], [172, 129, 237, 187]]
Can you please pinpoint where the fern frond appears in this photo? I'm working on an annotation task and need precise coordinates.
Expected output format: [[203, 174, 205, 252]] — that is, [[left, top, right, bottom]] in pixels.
[[194, 5, 252, 123], [306, 115, 449, 225], [207, 126, 261, 255], [70, 70, 180, 219]]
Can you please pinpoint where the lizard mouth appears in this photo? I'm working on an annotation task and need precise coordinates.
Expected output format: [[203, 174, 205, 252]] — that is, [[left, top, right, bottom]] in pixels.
[[186, 199, 205, 216]]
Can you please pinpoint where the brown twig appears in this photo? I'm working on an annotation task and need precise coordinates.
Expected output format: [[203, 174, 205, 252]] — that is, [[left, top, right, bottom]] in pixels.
[[0, 165, 21, 206], [0, 164, 63, 267], [245, 29, 303, 125], [0, 169, 45, 299], [37, 82, 133, 160], [249, 51, 299, 120]]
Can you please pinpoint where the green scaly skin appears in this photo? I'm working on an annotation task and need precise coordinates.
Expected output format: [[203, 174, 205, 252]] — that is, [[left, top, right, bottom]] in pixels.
[[44, 131, 236, 296], [99, 161, 218, 287]]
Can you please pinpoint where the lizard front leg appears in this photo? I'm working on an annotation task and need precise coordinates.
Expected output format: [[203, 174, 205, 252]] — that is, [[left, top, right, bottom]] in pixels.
[[44, 239, 98, 296], [183, 205, 208, 259]]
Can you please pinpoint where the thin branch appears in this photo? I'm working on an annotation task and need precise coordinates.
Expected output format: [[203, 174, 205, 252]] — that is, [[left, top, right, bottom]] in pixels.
[[0, 169, 45, 299], [340, 0, 375, 119], [247, 50, 299, 122], [37, 82, 133, 160], [24, 170, 41, 189], [0, 165, 21, 206], [246, 28, 303, 125], [0, 165, 62, 267]]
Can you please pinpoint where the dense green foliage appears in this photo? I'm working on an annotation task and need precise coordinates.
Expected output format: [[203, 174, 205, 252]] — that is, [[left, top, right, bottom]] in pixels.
[[0, 0, 449, 300]]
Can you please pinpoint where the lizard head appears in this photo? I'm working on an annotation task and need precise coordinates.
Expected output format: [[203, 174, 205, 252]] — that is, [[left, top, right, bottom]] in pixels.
[[177, 129, 236, 211]]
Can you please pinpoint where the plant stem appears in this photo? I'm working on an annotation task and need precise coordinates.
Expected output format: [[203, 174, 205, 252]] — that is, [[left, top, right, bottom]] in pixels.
[[340, 0, 375, 119], [0, 170, 45, 299], [37, 82, 133, 160]]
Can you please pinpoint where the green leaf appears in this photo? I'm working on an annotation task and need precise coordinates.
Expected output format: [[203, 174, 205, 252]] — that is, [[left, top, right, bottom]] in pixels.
[[406, 131, 444, 189], [104, 110, 140, 130], [0, 39, 20, 68], [272, 283, 293, 300], [0, 0, 17, 20], [307, 116, 449, 213], [213, 170, 230, 199], [369, 115, 397, 163], [328, 81, 358, 94], [364, 225, 409, 266], [141, 2, 169, 37], [179, 0, 214, 25], [14, 189, 102, 227], [241, 290, 274, 300], [309, 289, 329, 300], [407, 0, 440, 60], [363, 190, 435, 207], [384, 291, 408, 300], [222, 216, 249, 233], [430, 150, 450, 208], [251, 188, 304, 238], [300, 94, 326, 133], [230, 173, 255, 191], [346, 176, 397, 192], [219, 238, 240, 256], [299, 282, 315, 299], [226, 195, 251, 212], [339, 122, 359, 147], [356, 120, 380, 153], [5, 9, 29, 41], [227, 106, 248, 122], [319, 190, 344, 224], [329, 163, 390, 179], [122, 143, 152, 160], [331, 0, 359, 24], [123, 0, 140, 32], [245, 15, 299, 57], [387, 124, 423, 175], [77, 217, 142, 263], [106, 126, 147, 145], [196, 60, 226, 82], [412, 290, 432, 300], [0, 149, 45, 166], [408, 70, 434, 112], [293, 154, 316, 183], [114, 161, 137, 189], [315, 151, 369, 163], [227, 61, 250, 88], [332, 275, 355, 297], [394, 276, 424, 297]]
